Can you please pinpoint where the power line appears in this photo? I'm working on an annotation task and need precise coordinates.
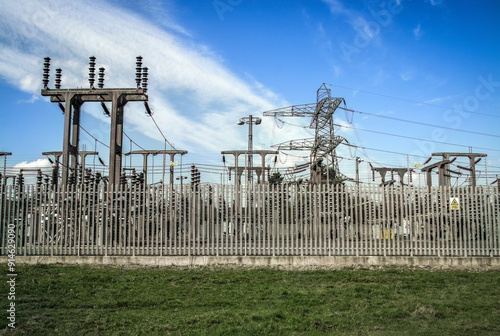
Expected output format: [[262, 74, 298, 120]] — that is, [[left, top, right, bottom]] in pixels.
[[144, 103, 177, 150], [344, 107, 500, 139], [335, 123, 500, 153], [80, 125, 110, 148], [329, 83, 500, 118], [123, 131, 146, 151]]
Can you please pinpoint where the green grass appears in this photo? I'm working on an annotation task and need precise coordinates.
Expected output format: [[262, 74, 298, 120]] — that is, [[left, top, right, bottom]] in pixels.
[[1, 264, 499, 335]]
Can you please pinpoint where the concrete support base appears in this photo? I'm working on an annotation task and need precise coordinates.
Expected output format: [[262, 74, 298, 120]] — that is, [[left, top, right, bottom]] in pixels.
[[2, 256, 499, 270]]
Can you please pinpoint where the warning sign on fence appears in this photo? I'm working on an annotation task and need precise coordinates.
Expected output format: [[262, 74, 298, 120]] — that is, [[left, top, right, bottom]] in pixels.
[[450, 197, 460, 210]]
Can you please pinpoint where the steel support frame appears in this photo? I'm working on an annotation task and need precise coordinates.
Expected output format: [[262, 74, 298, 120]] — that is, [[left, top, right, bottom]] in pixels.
[[41, 88, 148, 186]]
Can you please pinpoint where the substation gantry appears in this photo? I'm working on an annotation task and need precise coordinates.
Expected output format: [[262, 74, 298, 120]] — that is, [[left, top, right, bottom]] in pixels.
[[41, 56, 150, 186], [221, 150, 278, 185], [369, 164, 414, 187], [262, 84, 350, 184], [420, 152, 487, 188], [124, 150, 188, 186]]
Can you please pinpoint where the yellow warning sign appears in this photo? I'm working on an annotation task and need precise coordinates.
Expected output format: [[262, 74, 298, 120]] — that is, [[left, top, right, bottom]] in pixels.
[[450, 197, 460, 210]]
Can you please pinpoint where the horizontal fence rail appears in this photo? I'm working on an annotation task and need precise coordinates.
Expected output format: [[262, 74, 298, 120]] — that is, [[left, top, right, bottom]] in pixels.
[[1, 184, 499, 257]]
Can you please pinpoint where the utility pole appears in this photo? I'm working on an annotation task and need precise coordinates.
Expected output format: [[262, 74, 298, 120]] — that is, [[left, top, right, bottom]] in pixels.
[[41, 56, 149, 186], [355, 157, 362, 184], [0, 152, 11, 176], [237, 115, 262, 184]]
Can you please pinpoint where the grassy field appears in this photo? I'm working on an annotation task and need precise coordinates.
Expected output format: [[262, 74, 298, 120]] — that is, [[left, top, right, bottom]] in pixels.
[[1, 264, 499, 335]]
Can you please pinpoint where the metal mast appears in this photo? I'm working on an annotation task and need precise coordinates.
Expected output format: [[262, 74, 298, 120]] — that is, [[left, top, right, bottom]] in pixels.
[[263, 84, 349, 183]]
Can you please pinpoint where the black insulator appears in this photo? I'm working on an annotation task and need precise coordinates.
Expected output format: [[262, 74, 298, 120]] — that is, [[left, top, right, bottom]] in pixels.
[[131, 169, 137, 184], [95, 172, 101, 185], [52, 164, 59, 185], [43, 57, 51, 88], [17, 173, 25, 192], [135, 56, 143, 88], [144, 102, 153, 116], [68, 172, 76, 185], [37, 170, 43, 186], [101, 102, 110, 116], [98, 67, 105, 88], [89, 56, 96, 88], [120, 172, 127, 185], [55, 68, 62, 89], [142, 67, 148, 93]]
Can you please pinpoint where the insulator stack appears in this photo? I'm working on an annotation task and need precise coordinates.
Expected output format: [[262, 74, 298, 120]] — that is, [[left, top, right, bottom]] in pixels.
[[89, 56, 96, 88], [98, 67, 105, 88], [37, 170, 43, 186], [43, 57, 51, 88], [142, 67, 148, 93], [55, 68, 62, 89], [136, 56, 143, 88]]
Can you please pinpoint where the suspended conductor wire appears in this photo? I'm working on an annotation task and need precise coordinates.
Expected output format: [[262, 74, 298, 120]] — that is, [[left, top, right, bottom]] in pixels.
[[80, 125, 110, 148], [123, 131, 146, 151], [335, 123, 500, 153], [329, 83, 500, 119], [275, 116, 285, 129], [344, 107, 354, 124], [341, 107, 500, 138], [278, 151, 288, 164], [144, 103, 177, 150], [98, 103, 147, 151]]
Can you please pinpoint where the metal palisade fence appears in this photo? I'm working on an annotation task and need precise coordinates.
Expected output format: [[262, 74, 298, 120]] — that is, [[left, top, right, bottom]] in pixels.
[[1, 183, 499, 257]]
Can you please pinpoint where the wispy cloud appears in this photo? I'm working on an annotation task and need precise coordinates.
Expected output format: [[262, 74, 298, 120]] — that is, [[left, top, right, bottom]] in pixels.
[[0, 0, 285, 160], [399, 70, 415, 81], [322, 0, 347, 15], [17, 94, 40, 104], [413, 23, 423, 40], [422, 95, 454, 104]]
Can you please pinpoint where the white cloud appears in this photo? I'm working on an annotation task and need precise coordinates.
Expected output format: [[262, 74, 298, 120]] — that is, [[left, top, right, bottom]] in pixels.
[[13, 158, 52, 172], [0, 0, 285, 166], [11, 158, 52, 184]]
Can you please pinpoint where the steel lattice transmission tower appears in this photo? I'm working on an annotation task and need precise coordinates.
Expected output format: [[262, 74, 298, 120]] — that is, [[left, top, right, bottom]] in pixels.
[[263, 84, 349, 184]]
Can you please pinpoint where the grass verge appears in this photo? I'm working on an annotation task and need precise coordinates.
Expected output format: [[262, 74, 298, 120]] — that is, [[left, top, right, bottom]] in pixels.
[[1, 264, 499, 335]]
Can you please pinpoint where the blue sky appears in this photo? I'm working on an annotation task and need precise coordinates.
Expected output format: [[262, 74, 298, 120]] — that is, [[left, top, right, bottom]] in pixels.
[[0, 0, 499, 186]]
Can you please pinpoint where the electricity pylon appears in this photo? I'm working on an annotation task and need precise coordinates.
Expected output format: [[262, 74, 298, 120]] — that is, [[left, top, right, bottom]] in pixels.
[[263, 84, 349, 184]]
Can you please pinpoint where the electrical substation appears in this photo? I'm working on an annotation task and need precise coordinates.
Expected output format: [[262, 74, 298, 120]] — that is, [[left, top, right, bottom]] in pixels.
[[0, 56, 499, 260]]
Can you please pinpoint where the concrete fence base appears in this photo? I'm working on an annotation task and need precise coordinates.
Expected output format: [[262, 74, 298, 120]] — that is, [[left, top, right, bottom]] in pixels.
[[2, 256, 499, 270]]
